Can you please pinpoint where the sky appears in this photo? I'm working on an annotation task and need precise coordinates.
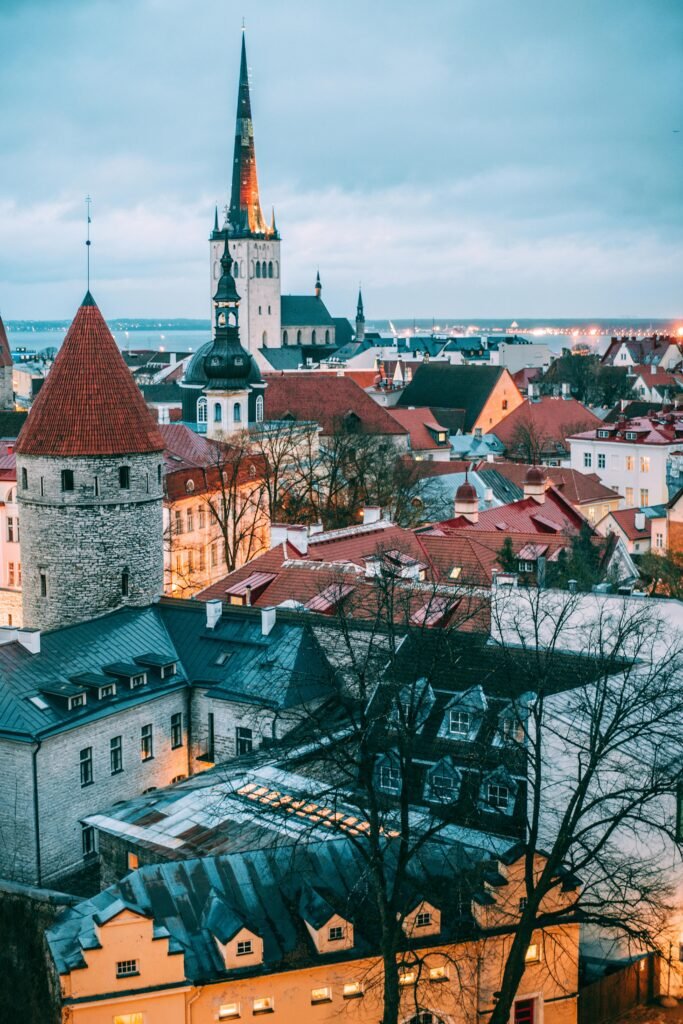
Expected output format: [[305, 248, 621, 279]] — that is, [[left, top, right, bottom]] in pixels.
[[0, 0, 682, 321]]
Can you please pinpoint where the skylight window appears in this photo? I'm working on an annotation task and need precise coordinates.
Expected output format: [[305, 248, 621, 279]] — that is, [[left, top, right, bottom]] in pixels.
[[28, 695, 49, 710], [215, 651, 232, 666]]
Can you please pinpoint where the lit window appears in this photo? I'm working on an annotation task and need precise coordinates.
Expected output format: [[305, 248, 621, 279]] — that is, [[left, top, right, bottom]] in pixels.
[[415, 911, 432, 928], [328, 925, 344, 941], [218, 1006, 240, 1020], [429, 965, 448, 981], [640, 489, 649, 506], [115, 959, 139, 978], [449, 566, 461, 579], [625, 455, 635, 471], [114, 1015, 144, 1024], [198, 507, 206, 530], [252, 997, 274, 1014], [80, 747, 93, 787], [625, 488, 634, 506], [343, 982, 363, 998], [186, 508, 194, 531], [127, 852, 139, 871], [525, 943, 540, 963], [311, 987, 332, 1004], [236, 939, 253, 956], [399, 968, 417, 986], [174, 510, 183, 535], [449, 709, 470, 737], [487, 783, 510, 810], [640, 456, 650, 473]]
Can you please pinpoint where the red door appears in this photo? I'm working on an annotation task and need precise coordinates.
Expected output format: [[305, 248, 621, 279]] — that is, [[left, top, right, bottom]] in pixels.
[[514, 1000, 535, 1024]]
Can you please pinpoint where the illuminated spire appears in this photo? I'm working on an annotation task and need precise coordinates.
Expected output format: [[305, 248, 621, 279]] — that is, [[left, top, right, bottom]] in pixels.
[[228, 31, 271, 237]]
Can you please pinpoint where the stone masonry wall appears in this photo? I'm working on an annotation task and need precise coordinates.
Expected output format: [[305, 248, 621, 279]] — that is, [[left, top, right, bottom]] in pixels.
[[0, 738, 38, 882], [36, 689, 189, 884], [17, 452, 164, 631]]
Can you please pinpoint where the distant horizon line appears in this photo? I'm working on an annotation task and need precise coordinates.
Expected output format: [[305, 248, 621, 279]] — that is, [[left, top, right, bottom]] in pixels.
[[4, 315, 680, 329]]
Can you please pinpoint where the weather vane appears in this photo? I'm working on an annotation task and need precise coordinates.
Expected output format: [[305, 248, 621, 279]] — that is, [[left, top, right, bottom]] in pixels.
[[85, 195, 92, 291]]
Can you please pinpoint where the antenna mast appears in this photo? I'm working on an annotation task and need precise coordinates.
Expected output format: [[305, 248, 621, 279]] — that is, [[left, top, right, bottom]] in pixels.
[[85, 195, 92, 290]]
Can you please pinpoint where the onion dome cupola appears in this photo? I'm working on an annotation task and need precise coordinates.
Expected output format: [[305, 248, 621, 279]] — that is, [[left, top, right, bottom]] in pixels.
[[204, 239, 252, 389]]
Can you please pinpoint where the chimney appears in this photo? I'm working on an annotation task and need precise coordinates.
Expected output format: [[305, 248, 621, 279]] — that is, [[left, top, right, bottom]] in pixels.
[[484, 487, 493, 503], [270, 524, 308, 554], [261, 607, 276, 636], [474, 427, 482, 439], [561, 382, 571, 399], [206, 599, 222, 630], [634, 512, 645, 531], [487, 452, 495, 463], [651, 364, 657, 376], [363, 507, 382, 525], [16, 629, 41, 654]]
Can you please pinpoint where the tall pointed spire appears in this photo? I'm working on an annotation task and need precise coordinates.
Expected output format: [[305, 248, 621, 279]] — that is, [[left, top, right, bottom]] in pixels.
[[228, 31, 270, 237], [315, 269, 322, 299], [355, 285, 366, 343]]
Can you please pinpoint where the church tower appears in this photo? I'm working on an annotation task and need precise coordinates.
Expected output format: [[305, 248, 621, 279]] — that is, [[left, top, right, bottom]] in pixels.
[[355, 287, 366, 343], [210, 31, 281, 356], [15, 292, 165, 631]]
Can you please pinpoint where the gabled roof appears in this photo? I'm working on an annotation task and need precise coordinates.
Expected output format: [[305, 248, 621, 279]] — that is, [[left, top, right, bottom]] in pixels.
[[15, 293, 165, 457], [386, 407, 450, 451], [281, 295, 335, 327], [606, 507, 660, 541], [263, 373, 407, 436], [492, 398, 602, 454], [0, 314, 13, 369], [426, 487, 585, 536], [398, 365, 512, 431], [480, 462, 621, 506]]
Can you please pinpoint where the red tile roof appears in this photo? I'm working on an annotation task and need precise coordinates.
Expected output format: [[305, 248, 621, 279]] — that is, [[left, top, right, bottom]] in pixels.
[[493, 398, 602, 453], [16, 293, 165, 457], [160, 423, 265, 501], [385, 407, 450, 451], [478, 462, 621, 506], [263, 373, 408, 437], [427, 487, 585, 535], [569, 416, 683, 446], [0, 315, 13, 369], [607, 508, 660, 541]]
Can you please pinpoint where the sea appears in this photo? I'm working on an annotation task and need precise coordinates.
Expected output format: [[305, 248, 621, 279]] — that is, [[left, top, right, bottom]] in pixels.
[[5, 317, 680, 361]]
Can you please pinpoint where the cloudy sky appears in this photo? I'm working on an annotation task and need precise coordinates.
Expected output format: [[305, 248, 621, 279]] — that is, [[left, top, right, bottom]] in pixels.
[[1, 0, 681, 320]]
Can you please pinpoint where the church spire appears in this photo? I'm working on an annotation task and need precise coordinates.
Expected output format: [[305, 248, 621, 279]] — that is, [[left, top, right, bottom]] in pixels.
[[228, 31, 271, 238], [355, 285, 366, 343], [315, 269, 322, 299]]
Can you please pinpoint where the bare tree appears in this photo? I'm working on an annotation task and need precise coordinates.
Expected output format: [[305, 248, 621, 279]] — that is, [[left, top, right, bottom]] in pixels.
[[202, 432, 270, 573]]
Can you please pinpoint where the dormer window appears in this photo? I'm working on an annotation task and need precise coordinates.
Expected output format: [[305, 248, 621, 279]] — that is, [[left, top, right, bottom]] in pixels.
[[69, 694, 86, 710], [625, 431, 637, 440], [131, 674, 146, 689], [480, 767, 518, 816], [488, 782, 510, 810], [99, 684, 115, 699], [415, 911, 432, 928], [376, 757, 402, 794], [236, 939, 253, 956], [160, 662, 176, 679], [449, 709, 470, 737], [328, 925, 344, 941], [427, 761, 461, 802], [597, 429, 610, 438]]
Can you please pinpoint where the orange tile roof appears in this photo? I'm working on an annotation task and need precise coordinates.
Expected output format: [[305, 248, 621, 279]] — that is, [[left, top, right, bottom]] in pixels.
[[16, 293, 165, 457], [493, 397, 602, 452], [479, 462, 621, 505], [385, 407, 450, 451]]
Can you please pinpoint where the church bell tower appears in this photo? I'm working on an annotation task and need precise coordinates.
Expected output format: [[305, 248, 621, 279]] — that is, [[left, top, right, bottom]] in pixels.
[[210, 31, 281, 356]]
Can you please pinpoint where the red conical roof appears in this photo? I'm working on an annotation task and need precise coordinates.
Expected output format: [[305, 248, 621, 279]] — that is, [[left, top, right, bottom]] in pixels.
[[16, 292, 165, 457], [0, 315, 13, 369]]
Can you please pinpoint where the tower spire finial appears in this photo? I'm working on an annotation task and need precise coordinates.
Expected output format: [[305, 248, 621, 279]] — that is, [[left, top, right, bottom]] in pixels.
[[228, 29, 268, 236], [315, 268, 322, 299], [85, 195, 92, 293]]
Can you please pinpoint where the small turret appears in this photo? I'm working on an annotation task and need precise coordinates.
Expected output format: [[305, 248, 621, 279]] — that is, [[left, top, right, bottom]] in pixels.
[[523, 465, 547, 504], [454, 474, 479, 522]]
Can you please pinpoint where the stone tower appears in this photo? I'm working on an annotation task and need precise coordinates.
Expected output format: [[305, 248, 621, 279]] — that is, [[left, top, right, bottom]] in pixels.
[[355, 287, 365, 343], [204, 238, 253, 441], [15, 292, 165, 631], [0, 314, 14, 409], [210, 31, 281, 356]]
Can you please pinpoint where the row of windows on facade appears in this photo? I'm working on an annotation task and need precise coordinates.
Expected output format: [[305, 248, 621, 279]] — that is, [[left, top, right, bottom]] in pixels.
[[583, 451, 651, 472], [37, 567, 131, 599], [171, 541, 227, 577], [235, 259, 278, 280], [20, 464, 163, 494], [79, 715, 184, 789], [281, 328, 332, 346], [196, 396, 264, 425], [78, 720, 254, 790]]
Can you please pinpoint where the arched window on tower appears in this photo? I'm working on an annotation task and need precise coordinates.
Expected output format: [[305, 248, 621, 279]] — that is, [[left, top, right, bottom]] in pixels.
[[325, 329, 330, 344], [261, 261, 267, 277], [233, 402, 242, 424], [255, 395, 264, 422], [262, 330, 268, 347], [214, 403, 222, 423], [283, 330, 289, 345], [297, 330, 302, 344], [233, 261, 239, 278], [197, 397, 207, 424], [275, 261, 279, 277], [311, 329, 317, 344], [268, 261, 273, 278], [256, 262, 261, 278], [121, 569, 130, 597]]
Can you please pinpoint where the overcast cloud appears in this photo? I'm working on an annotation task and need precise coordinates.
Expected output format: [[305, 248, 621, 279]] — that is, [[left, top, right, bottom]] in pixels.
[[0, 0, 681, 319]]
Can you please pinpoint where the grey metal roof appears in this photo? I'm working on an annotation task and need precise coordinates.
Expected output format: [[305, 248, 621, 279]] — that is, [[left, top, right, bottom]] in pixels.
[[258, 345, 336, 371], [281, 295, 335, 327], [0, 602, 332, 740], [46, 834, 502, 981]]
